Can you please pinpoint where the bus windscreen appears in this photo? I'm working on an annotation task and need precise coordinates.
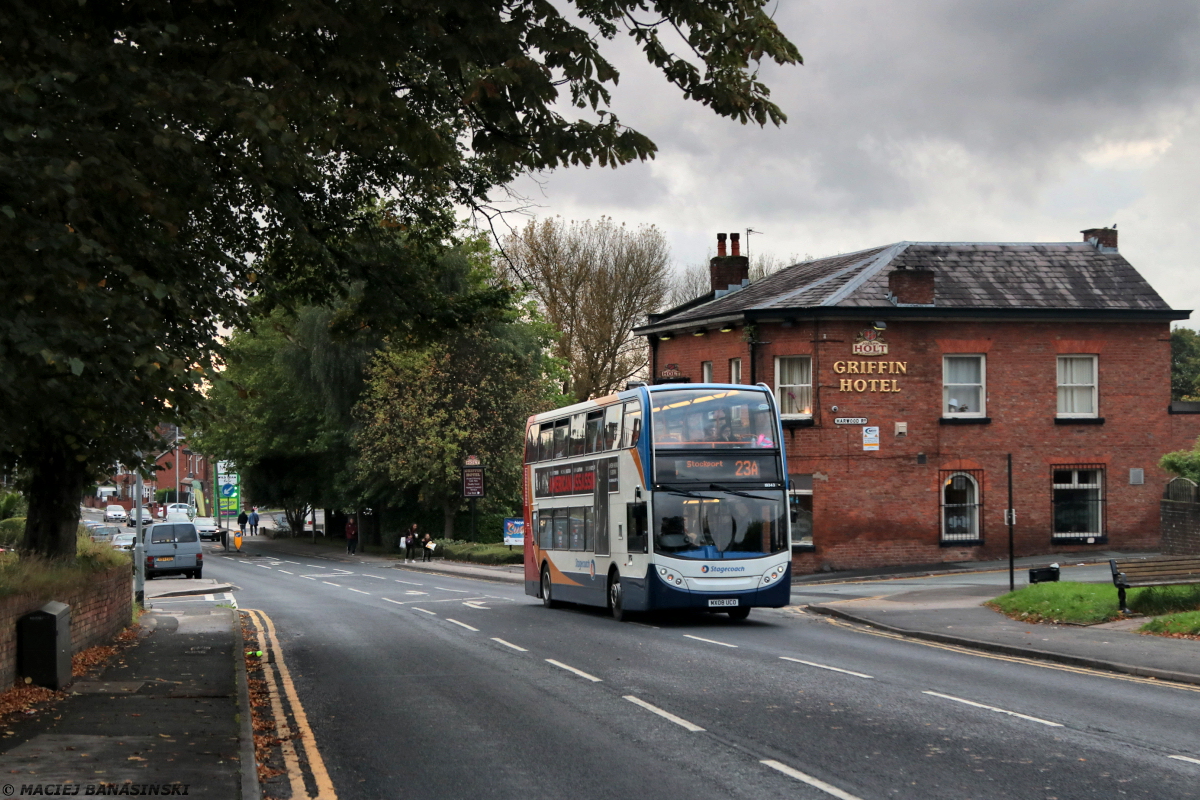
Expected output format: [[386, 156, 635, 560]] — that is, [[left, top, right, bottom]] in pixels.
[[650, 389, 777, 449]]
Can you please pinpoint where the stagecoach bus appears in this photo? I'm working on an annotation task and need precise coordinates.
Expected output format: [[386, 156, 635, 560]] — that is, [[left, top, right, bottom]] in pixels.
[[523, 382, 791, 620]]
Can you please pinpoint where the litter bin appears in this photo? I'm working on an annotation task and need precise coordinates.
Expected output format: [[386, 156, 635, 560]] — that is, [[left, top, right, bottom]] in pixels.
[[18, 601, 72, 690], [1029, 564, 1061, 584]]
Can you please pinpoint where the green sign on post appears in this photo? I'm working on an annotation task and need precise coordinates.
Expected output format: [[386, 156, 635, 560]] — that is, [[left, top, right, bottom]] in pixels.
[[218, 473, 240, 518]]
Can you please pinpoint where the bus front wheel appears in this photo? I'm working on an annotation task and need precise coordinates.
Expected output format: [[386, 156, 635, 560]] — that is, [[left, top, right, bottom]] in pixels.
[[541, 565, 559, 609], [727, 606, 750, 621], [608, 574, 626, 622]]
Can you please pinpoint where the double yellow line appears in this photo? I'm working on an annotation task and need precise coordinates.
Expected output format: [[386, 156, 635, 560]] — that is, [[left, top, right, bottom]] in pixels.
[[243, 609, 339, 799]]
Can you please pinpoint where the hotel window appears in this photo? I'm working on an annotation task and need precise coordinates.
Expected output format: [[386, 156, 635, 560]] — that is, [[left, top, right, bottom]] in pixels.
[[789, 474, 814, 549], [729, 358, 742, 384], [775, 356, 813, 417], [940, 470, 983, 544], [943, 355, 985, 417], [701, 361, 713, 383], [1052, 465, 1105, 542], [1057, 356, 1098, 417]]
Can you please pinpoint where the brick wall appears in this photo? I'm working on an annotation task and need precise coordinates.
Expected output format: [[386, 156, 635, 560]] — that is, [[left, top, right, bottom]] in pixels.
[[0, 566, 133, 687], [655, 317, 1200, 575], [1162, 500, 1200, 555]]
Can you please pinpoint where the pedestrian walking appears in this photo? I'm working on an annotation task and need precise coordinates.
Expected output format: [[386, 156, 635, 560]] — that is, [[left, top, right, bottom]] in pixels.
[[421, 532, 433, 562], [346, 515, 359, 555], [249, 508, 260, 536], [237, 509, 248, 536], [405, 523, 419, 562]]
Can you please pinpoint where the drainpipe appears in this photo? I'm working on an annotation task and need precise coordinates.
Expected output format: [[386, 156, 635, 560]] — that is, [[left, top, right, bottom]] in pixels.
[[649, 336, 659, 384]]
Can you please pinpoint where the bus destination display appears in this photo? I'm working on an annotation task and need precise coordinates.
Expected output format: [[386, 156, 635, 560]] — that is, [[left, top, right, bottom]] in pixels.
[[655, 455, 779, 483]]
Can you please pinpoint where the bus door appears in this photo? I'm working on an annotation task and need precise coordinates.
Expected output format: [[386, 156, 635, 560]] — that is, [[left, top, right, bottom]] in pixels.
[[593, 459, 610, 556], [627, 502, 648, 554]]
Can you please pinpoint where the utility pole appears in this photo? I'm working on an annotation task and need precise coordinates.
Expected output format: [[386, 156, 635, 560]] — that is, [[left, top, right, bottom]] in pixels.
[[134, 458, 146, 607], [173, 426, 181, 505]]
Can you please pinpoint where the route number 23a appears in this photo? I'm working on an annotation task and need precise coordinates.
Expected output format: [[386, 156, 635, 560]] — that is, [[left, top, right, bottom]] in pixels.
[[734, 460, 760, 477]]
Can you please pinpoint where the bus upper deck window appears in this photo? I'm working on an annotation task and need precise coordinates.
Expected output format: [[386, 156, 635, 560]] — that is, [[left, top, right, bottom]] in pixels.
[[538, 424, 554, 461], [569, 414, 586, 457], [603, 405, 622, 450], [585, 411, 604, 454], [553, 419, 569, 459], [622, 402, 642, 449]]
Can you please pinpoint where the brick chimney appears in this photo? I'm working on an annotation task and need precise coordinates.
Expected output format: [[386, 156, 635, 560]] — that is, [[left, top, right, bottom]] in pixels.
[[710, 232, 749, 292], [888, 266, 935, 305], [1081, 226, 1118, 252]]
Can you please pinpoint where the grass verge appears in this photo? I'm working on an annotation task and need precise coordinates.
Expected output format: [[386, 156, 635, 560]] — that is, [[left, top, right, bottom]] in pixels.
[[1139, 611, 1200, 637], [0, 525, 131, 598], [987, 581, 1200, 625], [434, 540, 523, 566]]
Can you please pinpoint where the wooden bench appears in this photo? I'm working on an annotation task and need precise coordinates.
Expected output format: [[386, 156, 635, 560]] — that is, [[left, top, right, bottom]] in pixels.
[[1109, 556, 1200, 613]]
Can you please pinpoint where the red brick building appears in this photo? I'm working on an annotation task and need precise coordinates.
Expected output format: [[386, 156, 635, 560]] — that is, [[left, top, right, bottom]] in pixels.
[[638, 229, 1200, 574]]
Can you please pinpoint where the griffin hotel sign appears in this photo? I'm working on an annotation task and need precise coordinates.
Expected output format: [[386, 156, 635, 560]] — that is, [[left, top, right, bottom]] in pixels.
[[836, 330, 906, 394]]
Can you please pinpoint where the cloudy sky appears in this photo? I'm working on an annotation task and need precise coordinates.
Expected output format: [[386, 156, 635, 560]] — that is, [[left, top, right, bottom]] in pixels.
[[503, 1, 1200, 319]]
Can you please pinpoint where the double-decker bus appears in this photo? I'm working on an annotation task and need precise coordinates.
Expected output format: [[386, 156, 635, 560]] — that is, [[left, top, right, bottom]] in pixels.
[[523, 382, 791, 620]]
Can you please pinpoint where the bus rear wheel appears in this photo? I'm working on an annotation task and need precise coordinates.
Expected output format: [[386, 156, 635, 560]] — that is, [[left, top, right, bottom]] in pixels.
[[727, 606, 750, 621], [608, 574, 626, 622], [541, 565, 558, 609]]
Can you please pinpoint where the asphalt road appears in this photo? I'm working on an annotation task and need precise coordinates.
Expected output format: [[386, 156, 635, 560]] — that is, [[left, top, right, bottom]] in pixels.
[[201, 544, 1200, 800]]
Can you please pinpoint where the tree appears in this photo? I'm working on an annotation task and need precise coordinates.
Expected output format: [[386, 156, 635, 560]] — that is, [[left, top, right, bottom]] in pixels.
[[1161, 438, 1200, 484], [504, 217, 671, 400], [1, 1, 799, 556], [356, 312, 564, 539], [1171, 327, 1200, 402]]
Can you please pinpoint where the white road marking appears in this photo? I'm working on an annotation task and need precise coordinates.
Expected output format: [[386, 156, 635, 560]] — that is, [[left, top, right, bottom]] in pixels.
[[322, 581, 342, 587], [281, 560, 300, 564], [922, 691, 1063, 727], [278, 570, 294, 575], [760, 760, 864, 800], [348, 588, 370, 595], [546, 659, 602, 682], [256, 564, 272, 569], [301, 576, 315, 580], [463, 601, 490, 609], [491, 638, 527, 652], [413, 608, 436, 615], [204, 594, 214, 601], [684, 634, 737, 648], [435, 587, 468, 593], [405, 591, 428, 596], [362, 575, 386, 580], [394, 580, 424, 586], [447, 619, 479, 632], [382, 598, 404, 605], [624, 696, 705, 732], [780, 657, 873, 679], [1169, 755, 1200, 765]]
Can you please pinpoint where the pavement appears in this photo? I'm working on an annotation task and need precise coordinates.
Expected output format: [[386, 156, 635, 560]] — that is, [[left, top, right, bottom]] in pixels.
[[4, 535, 1199, 796]]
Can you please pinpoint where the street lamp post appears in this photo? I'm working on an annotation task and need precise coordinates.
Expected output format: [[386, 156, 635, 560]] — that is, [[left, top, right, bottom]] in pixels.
[[133, 460, 145, 607]]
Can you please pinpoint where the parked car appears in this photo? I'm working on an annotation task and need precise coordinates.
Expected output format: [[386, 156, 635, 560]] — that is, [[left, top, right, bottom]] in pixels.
[[142, 521, 203, 579], [193, 517, 220, 541], [103, 505, 127, 523], [90, 525, 121, 543], [82, 520, 103, 531], [111, 533, 136, 552], [126, 507, 154, 528], [161, 503, 192, 519]]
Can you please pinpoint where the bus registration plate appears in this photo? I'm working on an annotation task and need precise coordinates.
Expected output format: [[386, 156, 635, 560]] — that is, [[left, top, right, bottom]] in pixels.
[[708, 598, 738, 608]]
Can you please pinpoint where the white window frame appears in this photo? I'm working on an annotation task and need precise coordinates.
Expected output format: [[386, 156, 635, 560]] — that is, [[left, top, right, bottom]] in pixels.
[[940, 471, 981, 543], [701, 361, 713, 383], [729, 357, 742, 384], [1051, 466, 1105, 540], [942, 355, 986, 418], [774, 356, 813, 418], [1057, 355, 1098, 418]]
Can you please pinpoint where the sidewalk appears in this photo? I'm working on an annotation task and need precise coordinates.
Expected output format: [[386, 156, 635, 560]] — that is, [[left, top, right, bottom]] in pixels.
[[804, 552, 1200, 687], [0, 606, 258, 799]]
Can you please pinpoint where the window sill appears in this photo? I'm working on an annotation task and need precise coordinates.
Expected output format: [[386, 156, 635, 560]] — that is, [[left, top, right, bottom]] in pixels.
[[939, 417, 991, 425], [781, 417, 816, 428], [1051, 535, 1107, 545], [940, 539, 983, 547], [791, 542, 815, 553], [1054, 417, 1105, 425]]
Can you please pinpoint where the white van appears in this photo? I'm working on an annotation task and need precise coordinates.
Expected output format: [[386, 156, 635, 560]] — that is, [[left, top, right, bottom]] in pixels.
[[142, 521, 203, 579]]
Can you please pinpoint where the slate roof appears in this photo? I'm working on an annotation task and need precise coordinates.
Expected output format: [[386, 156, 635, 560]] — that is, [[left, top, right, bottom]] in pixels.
[[644, 241, 1179, 331]]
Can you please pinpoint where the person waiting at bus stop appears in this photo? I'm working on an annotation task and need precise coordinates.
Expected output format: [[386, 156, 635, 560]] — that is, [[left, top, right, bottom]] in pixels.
[[345, 515, 359, 555]]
